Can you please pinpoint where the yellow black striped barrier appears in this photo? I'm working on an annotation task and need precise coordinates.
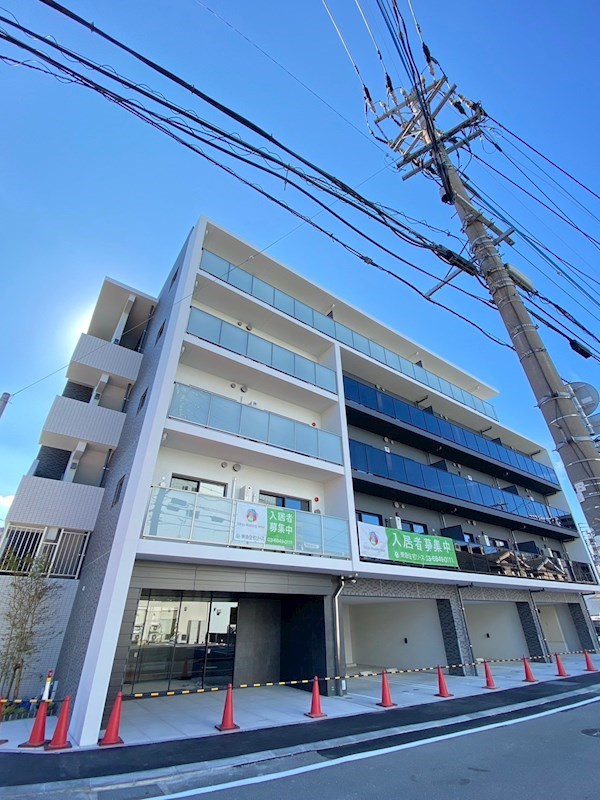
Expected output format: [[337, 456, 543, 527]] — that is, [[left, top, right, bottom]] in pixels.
[[1, 649, 594, 705]]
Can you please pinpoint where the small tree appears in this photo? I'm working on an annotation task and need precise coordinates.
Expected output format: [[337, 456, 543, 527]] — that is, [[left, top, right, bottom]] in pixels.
[[0, 552, 61, 699]]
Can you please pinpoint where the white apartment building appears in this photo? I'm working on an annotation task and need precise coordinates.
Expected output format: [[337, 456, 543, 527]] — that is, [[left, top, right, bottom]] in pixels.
[[2, 217, 598, 746]]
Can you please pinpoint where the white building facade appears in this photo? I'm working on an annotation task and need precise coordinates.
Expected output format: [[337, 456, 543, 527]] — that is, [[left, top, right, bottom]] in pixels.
[[2, 217, 598, 745]]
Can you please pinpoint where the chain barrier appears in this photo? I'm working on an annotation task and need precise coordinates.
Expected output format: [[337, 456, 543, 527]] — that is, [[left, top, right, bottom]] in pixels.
[[0, 649, 594, 706]]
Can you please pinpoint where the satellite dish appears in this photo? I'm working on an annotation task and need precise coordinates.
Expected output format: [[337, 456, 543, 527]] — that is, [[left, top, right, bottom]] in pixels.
[[586, 413, 600, 437], [568, 382, 600, 416]]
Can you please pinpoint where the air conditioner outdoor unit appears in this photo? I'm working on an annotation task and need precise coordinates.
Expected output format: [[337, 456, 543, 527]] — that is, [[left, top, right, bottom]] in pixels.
[[240, 485, 254, 502]]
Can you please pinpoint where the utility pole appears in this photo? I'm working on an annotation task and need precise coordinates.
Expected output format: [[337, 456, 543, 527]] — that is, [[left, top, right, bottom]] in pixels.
[[373, 82, 600, 536], [0, 393, 9, 419]]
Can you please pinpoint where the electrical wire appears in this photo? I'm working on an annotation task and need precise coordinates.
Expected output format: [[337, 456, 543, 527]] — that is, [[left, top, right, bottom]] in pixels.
[[487, 114, 600, 205]]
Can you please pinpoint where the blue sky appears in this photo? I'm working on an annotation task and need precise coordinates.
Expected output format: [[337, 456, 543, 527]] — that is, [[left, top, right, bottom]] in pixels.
[[1, 0, 599, 525]]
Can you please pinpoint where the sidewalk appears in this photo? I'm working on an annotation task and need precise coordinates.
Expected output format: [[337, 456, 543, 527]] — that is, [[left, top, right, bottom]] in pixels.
[[1, 654, 599, 791]]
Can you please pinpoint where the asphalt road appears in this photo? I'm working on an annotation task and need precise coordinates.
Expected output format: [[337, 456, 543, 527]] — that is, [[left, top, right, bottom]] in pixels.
[[157, 698, 600, 800]]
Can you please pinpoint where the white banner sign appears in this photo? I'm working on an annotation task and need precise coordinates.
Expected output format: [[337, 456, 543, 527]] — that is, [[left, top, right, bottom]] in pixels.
[[233, 501, 267, 545]]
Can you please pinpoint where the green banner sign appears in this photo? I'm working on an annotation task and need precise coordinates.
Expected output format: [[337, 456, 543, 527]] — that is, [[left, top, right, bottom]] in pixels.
[[266, 507, 296, 549], [358, 522, 458, 568]]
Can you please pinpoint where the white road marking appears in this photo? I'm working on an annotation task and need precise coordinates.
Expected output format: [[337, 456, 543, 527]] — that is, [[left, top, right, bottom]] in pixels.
[[145, 695, 600, 799]]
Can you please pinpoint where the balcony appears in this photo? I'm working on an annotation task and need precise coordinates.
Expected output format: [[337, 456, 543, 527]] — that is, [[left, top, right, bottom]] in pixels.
[[0, 526, 89, 579], [7, 476, 104, 531], [200, 249, 496, 419], [40, 396, 125, 451], [68, 333, 143, 386], [453, 546, 596, 584], [343, 376, 558, 493], [350, 440, 574, 540], [141, 486, 351, 559], [169, 383, 343, 464], [187, 307, 337, 394]]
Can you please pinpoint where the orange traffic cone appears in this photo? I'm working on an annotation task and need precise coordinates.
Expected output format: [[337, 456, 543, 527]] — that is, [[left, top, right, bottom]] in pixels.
[[584, 650, 598, 672], [99, 692, 124, 746], [434, 666, 453, 698], [19, 700, 48, 748], [377, 670, 397, 708], [305, 676, 327, 719], [0, 699, 7, 746], [215, 684, 239, 731], [45, 696, 72, 750], [522, 656, 537, 683], [482, 660, 497, 690], [555, 653, 570, 678]]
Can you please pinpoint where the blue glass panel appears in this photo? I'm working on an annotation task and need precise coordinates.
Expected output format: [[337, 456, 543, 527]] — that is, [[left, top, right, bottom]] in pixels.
[[294, 355, 316, 384], [170, 384, 210, 425], [368, 341, 386, 362], [358, 383, 378, 409], [398, 357, 415, 379], [271, 344, 295, 375], [295, 423, 319, 458], [273, 289, 295, 316], [349, 440, 368, 471], [240, 405, 269, 442], [422, 465, 441, 493], [228, 267, 253, 293], [352, 331, 371, 355], [293, 300, 314, 326], [376, 392, 394, 416], [366, 447, 389, 478], [335, 323, 353, 346], [207, 395, 241, 434], [392, 398, 411, 423], [269, 415, 295, 450], [343, 377, 359, 402], [318, 431, 342, 464], [246, 334, 273, 365], [200, 250, 230, 279], [404, 459, 425, 488], [252, 277, 275, 305], [313, 312, 336, 337], [188, 308, 221, 343], [315, 364, 337, 393], [388, 453, 407, 483], [220, 323, 248, 355]]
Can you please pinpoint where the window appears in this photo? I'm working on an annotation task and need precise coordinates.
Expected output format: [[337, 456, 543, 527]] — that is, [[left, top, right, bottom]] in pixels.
[[356, 510, 383, 526], [137, 389, 148, 415], [112, 475, 125, 507], [170, 475, 227, 497], [169, 268, 179, 290], [155, 321, 165, 345], [258, 492, 310, 511], [399, 519, 428, 535]]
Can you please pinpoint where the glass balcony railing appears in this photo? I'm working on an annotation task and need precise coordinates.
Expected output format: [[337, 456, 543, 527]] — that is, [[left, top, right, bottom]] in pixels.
[[200, 249, 497, 419], [343, 376, 558, 485], [142, 486, 351, 559], [169, 383, 343, 464], [187, 307, 337, 394], [349, 440, 571, 528], [452, 547, 596, 584]]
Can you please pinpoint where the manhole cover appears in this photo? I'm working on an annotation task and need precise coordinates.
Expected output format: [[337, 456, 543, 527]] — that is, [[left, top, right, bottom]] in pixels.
[[581, 729, 600, 738]]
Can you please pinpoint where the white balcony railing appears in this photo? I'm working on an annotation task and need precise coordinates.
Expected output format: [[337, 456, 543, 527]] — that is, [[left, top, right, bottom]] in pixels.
[[0, 526, 89, 579], [142, 486, 351, 560]]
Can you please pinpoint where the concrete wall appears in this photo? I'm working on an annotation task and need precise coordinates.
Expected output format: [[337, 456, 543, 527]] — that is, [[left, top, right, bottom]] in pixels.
[[464, 601, 528, 660], [345, 599, 447, 670]]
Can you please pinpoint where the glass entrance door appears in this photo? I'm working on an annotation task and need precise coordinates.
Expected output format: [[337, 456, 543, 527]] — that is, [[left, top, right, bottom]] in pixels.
[[123, 590, 238, 694]]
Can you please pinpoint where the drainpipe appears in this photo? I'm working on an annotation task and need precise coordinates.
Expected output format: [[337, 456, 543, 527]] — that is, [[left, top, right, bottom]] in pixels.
[[332, 576, 346, 697]]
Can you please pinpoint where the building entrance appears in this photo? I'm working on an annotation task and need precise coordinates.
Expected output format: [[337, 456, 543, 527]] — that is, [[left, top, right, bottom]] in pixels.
[[123, 589, 237, 694]]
